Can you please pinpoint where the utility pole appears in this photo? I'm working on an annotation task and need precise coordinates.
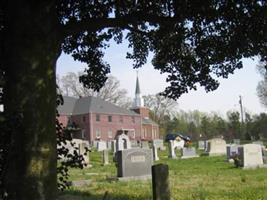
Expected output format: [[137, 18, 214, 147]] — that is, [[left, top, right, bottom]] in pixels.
[[239, 95, 244, 124], [239, 95, 245, 139]]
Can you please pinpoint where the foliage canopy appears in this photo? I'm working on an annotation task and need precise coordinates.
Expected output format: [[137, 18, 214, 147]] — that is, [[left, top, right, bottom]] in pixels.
[[57, 1, 267, 99]]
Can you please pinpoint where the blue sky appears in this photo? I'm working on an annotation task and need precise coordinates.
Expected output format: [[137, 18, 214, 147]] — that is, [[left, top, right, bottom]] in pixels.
[[57, 42, 266, 116]]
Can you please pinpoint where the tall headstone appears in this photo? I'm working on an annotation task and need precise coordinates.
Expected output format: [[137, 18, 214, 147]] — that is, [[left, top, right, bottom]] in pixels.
[[238, 144, 264, 169], [79, 142, 90, 165], [206, 138, 226, 156], [153, 146, 159, 161], [152, 164, 170, 200], [111, 140, 116, 154], [152, 139, 164, 161], [168, 140, 185, 159], [152, 139, 165, 150], [107, 141, 112, 150], [117, 149, 153, 179], [116, 133, 131, 152], [102, 149, 109, 165]]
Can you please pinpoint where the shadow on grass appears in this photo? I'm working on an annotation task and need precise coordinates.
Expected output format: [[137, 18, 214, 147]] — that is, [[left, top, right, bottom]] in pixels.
[[58, 189, 150, 200]]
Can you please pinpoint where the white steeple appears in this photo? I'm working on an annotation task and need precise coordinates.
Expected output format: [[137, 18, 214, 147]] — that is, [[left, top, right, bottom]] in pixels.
[[133, 71, 144, 108]]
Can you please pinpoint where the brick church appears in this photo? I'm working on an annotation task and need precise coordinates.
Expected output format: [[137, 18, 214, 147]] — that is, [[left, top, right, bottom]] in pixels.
[[58, 75, 159, 143]]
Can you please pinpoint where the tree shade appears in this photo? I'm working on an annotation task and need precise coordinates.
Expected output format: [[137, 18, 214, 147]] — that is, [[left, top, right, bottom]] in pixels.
[[1, 1, 267, 199]]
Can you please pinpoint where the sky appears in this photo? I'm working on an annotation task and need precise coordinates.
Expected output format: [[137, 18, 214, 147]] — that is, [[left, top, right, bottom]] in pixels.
[[57, 42, 267, 116]]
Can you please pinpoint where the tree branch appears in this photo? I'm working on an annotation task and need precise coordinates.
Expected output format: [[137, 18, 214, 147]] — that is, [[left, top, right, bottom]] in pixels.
[[62, 14, 179, 37]]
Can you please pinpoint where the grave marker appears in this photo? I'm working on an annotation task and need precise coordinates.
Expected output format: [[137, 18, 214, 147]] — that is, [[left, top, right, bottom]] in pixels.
[[238, 144, 265, 169], [181, 147, 199, 159], [206, 138, 226, 156], [116, 149, 153, 180]]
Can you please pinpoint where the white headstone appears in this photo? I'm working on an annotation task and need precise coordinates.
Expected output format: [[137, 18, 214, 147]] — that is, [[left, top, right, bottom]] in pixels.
[[238, 144, 264, 169], [116, 133, 131, 152], [102, 149, 109, 165], [168, 140, 185, 159], [152, 146, 159, 161], [207, 138, 226, 156], [97, 141, 107, 151], [152, 139, 165, 150], [111, 140, 117, 153]]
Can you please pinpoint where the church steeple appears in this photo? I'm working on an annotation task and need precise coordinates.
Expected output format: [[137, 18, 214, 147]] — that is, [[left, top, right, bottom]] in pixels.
[[135, 75, 141, 95], [133, 72, 144, 108]]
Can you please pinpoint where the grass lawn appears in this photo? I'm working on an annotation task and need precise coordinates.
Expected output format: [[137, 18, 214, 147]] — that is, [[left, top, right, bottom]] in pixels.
[[58, 148, 267, 200]]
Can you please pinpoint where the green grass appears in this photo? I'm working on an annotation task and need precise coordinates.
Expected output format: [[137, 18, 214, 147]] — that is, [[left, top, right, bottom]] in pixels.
[[58, 149, 267, 200]]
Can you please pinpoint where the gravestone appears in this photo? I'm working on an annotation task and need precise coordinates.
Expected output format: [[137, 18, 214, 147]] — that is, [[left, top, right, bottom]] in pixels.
[[226, 144, 242, 161], [206, 138, 226, 156], [238, 144, 265, 169], [252, 141, 266, 156], [117, 148, 153, 179], [181, 147, 199, 159], [152, 139, 164, 161], [111, 140, 116, 153], [102, 149, 109, 165], [97, 141, 107, 151], [141, 141, 149, 149], [107, 141, 112, 150], [92, 140, 98, 148], [198, 140, 205, 150], [204, 140, 208, 151], [168, 139, 185, 159], [152, 139, 165, 150], [233, 139, 241, 145], [116, 133, 131, 152], [59, 139, 90, 166], [153, 146, 159, 161], [152, 164, 170, 200]]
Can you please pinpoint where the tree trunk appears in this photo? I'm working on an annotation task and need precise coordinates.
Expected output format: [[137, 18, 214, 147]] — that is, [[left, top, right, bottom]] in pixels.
[[3, 1, 61, 200]]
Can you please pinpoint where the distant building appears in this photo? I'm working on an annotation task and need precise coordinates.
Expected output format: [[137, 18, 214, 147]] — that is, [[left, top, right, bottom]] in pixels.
[[58, 74, 159, 143]]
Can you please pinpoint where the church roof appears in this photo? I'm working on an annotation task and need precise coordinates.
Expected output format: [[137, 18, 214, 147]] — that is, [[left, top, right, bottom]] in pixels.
[[58, 96, 139, 116], [57, 96, 77, 115]]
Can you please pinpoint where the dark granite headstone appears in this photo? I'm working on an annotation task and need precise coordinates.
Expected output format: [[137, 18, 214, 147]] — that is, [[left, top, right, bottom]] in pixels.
[[181, 147, 199, 159], [152, 164, 170, 200], [226, 145, 241, 161], [117, 149, 153, 178]]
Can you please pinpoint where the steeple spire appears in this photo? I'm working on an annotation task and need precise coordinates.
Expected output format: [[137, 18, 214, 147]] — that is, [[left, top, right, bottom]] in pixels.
[[133, 71, 144, 108], [135, 71, 141, 95]]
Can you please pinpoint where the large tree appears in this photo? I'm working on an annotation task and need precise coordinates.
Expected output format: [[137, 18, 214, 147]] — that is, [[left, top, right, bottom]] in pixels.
[[59, 72, 132, 108], [143, 94, 178, 123], [1, 1, 267, 199]]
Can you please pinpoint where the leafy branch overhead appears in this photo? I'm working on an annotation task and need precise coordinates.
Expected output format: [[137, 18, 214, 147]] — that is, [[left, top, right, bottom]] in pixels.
[[58, 1, 267, 99]]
